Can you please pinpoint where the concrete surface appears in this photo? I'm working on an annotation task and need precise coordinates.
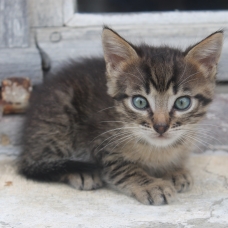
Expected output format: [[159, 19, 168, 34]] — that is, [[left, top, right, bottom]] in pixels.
[[0, 151, 228, 228]]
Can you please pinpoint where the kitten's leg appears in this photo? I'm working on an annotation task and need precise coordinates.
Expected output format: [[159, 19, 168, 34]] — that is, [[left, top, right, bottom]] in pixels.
[[102, 159, 176, 205], [164, 169, 193, 193], [19, 149, 103, 190]]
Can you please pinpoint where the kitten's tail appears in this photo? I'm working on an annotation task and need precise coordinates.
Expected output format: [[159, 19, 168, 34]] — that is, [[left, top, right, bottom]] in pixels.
[[18, 158, 100, 181]]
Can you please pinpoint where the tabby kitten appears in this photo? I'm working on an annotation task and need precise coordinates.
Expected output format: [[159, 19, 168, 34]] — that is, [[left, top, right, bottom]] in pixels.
[[18, 27, 223, 205]]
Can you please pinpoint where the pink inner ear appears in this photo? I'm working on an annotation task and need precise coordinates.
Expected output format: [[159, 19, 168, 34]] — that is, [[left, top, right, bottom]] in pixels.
[[199, 55, 217, 70], [108, 54, 125, 68]]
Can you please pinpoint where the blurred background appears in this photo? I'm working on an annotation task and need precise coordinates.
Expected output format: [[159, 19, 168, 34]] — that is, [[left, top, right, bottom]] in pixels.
[[78, 0, 228, 12], [0, 0, 228, 87]]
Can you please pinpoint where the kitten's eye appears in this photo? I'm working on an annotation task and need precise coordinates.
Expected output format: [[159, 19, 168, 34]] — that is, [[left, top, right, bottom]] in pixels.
[[174, 96, 191, 111], [132, 96, 148, 110]]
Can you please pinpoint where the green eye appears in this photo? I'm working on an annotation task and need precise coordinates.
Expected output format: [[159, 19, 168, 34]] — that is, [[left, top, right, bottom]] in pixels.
[[132, 96, 148, 110], [174, 96, 191, 110]]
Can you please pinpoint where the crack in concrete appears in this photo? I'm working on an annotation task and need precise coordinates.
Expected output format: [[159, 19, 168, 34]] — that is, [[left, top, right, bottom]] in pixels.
[[186, 218, 228, 228], [186, 198, 228, 227], [209, 198, 226, 219], [0, 221, 13, 228], [129, 221, 185, 228], [193, 160, 228, 226], [203, 158, 228, 189]]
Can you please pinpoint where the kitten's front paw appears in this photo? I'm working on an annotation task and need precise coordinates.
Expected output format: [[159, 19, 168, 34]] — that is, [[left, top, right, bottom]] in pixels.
[[165, 169, 193, 193], [133, 180, 176, 205], [67, 172, 103, 190]]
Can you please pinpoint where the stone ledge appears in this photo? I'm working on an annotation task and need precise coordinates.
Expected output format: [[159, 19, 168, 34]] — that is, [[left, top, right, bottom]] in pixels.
[[0, 151, 228, 227]]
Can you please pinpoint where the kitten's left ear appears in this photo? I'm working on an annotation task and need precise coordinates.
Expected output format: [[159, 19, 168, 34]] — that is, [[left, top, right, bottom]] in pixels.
[[102, 27, 138, 70], [185, 31, 223, 76]]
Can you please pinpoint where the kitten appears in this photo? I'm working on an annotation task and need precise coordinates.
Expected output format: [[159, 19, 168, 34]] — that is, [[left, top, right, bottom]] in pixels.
[[18, 26, 223, 205]]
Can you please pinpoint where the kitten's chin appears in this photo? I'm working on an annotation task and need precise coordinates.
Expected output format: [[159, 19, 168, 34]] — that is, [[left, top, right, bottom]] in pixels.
[[142, 133, 182, 148]]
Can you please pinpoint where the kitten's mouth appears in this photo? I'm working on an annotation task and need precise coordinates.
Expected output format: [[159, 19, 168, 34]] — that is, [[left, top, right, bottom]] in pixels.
[[141, 131, 181, 147], [157, 134, 168, 139]]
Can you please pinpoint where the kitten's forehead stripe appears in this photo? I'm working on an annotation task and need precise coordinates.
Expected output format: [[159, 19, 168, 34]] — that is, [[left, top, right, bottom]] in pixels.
[[138, 48, 184, 94], [142, 64, 152, 94], [171, 64, 180, 94], [149, 76, 158, 91], [165, 78, 172, 91]]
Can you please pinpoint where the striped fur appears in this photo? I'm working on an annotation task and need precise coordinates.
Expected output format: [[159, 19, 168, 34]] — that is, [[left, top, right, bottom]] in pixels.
[[18, 27, 223, 205]]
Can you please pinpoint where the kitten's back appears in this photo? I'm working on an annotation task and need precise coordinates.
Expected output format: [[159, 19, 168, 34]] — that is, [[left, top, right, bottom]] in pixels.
[[18, 57, 113, 181]]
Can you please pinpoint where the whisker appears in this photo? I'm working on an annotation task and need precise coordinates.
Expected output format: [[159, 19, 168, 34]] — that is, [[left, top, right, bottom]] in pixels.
[[178, 71, 200, 87], [174, 127, 216, 135], [184, 134, 211, 147], [184, 131, 221, 144], [179, 78, 199, 87], [135, 67, 146, 84], [100, 121, 125, 123], [95, 131, 130, 151], [91, 126, 140, 142], [172, 128, 212, 134], [183, 136, 204, 153], [114, 68, 144, 84], [111, 134, 137, 152], [97, 106, 116, 113], [178, 62, 187, 83], [169, 128, 219, 142], [103, 133, 136, 152], [188, 123, 219, 127]]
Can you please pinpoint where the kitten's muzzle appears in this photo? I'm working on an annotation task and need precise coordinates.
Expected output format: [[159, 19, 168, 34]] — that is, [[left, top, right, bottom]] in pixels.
[[153, 123, 169, 135]]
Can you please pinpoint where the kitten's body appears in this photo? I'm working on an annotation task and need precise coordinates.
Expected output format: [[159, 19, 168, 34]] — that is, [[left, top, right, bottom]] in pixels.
[[18, 27, 223, 205]]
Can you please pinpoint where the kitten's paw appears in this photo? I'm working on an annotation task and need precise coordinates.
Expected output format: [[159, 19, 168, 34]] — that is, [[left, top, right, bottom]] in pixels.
[[68, 172, 103, 190], [133, 180, 176, 205], [166, 169, 193, 193]]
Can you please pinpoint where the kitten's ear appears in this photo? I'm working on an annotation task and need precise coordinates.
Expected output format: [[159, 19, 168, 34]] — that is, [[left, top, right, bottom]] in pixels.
[[102, 27, 138, 69], [185, 31, 223, 75]]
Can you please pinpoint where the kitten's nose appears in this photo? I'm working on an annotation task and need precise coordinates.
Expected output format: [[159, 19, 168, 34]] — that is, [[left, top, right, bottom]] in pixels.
[[153, 123, 169, 135]]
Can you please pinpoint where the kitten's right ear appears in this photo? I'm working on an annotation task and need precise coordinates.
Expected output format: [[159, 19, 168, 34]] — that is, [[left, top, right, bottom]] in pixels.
[[102, 27, 138, 70], [185, 31, 223, 76]]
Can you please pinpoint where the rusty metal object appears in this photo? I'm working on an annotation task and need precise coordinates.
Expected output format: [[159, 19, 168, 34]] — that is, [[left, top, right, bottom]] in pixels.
[[0, 134, 10, 146], [0, 77, 32, 115]]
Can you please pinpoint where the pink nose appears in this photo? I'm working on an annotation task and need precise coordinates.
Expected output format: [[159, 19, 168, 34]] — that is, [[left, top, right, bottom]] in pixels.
[[153, 124, 169, 135]]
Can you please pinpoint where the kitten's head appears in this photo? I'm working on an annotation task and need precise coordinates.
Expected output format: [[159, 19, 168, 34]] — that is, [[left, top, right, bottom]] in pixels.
[[102, 27, 223, 148]]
